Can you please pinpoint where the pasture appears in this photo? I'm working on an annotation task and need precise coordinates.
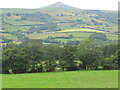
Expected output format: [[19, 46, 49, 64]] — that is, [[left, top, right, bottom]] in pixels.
[[0, 33, 18, 39], [2, 70, 118, 88]]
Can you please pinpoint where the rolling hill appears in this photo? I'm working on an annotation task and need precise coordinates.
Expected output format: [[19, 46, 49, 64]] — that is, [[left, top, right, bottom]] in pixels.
[[0, 2, 118, 44]]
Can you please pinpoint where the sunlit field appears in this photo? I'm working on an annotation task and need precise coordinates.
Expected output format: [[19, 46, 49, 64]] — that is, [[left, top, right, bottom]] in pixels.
[[2, 70, 118, 88], [57, 28, 108, 33]]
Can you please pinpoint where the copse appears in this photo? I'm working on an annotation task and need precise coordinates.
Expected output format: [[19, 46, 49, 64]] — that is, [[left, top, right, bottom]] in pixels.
[[2, 39, 119, 74], [60, 45, 78, 71], [77, 40, 103, 70]]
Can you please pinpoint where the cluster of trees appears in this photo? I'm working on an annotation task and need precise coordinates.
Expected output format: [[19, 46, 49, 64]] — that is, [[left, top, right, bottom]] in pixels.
[[76, 19, 86, 24], [47, 35, 73, 39], [66, 40, 80, 45], [89, 33, 107, 41], [9, 30, 28, 40], [29, 22, 58, 31], [19, 12, 55, 22], [43, 38, 63, 44], [2, 39, 119, 74]]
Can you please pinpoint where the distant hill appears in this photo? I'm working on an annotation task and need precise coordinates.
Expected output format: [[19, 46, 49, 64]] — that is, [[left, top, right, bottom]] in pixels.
[[45, 2, 76, 8], [41, 2, 82, 11], [1, 2, 118, 39]]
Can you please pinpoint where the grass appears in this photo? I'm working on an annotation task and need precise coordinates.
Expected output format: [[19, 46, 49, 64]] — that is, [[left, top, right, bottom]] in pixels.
[[0, 75, 1, 89], [2, 70, 118, 88], [4, 16, 44, 26], [3, 24, 31, 32], [68, 32, 92, 38], [55, 38, 87, 43], [8, 20, 44, 26]]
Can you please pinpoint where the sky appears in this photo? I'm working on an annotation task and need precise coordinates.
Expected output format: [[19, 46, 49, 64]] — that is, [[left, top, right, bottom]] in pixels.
[[0, 0, 119, 10]]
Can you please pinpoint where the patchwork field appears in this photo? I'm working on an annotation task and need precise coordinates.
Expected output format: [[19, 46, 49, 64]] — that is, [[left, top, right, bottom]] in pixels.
[[54, 32, 118, 43], [2, 70, 118, 88], [1, 28, 118, 44], [68, 32, 118, 41], [0, 33, 17, 39], [3, 24, 31, 32], [26, 33, 68, 39], [25, 30, 118, 43]]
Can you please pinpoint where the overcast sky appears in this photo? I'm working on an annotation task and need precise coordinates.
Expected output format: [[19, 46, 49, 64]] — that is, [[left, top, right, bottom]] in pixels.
[[0, 0, 119, 10]]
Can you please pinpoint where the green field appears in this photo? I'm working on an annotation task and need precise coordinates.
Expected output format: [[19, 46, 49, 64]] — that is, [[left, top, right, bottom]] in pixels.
[[2, 70, 118, 88], [0, 33, 18, 39]]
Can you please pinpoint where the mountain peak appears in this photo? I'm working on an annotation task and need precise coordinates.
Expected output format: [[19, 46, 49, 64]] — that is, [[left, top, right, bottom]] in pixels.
[[45, 2, 77, 9], [50, 2, 68, 7], [53, 2, 65, 5]]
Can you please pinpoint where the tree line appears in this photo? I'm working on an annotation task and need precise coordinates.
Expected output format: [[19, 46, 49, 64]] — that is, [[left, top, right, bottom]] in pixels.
[[2, 39, 119, 74]]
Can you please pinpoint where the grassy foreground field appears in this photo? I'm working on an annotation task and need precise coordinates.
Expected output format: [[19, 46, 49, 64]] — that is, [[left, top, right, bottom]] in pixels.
[[2, 70, 118, 88]]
